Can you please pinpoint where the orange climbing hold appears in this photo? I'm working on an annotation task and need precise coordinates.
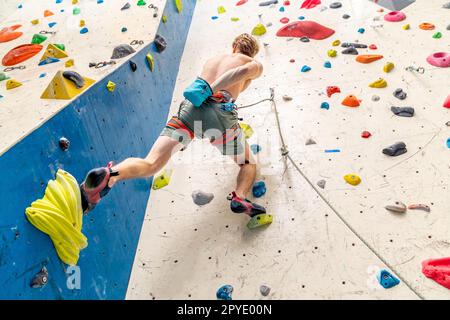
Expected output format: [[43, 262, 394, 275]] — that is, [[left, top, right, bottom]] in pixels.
[[355, 54, 384, 64], [0, 25, 23, 43], [44, 10, 54, 17], [419, 23, 435, 30], [2, 44, 43, 66], [342, 95, 361, 107], [276, 21, 335, 40]]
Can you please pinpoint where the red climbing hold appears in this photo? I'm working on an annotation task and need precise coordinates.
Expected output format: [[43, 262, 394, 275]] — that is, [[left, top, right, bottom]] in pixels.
[[361, 131, 372, 138], [276, 21, 335, 40], [326, 86, 341, 97], [444, 95, 450, 109], [290, 59, 295, 63], [422, 257, 450, 289], [369, 44, 377, 50], [280, 17, 290, 24], [2, 44, 43, 66], [0, 25, 23, 43], [301, 0, 321, 9], [284, 1, 291, 5], [236, 0, 248, 6]]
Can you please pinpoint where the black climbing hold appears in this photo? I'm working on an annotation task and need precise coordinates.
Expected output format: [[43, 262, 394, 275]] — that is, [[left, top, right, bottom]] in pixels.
[[89, 62, 97, 68], [382, 142, 407, 157], [300, 36, 310, 42], [154, 34, 167, 53], [129, 60, 137, 72], [342, 47, 358, 55], [59, 137, 70, 151], [317, 180, 326, 189], [391, 106, 414, 117], [443, 2, 450, 9], [30, 267, 48, 288], [342, 14, 350, 19], [372, 95, 380, 102], [121, 2, 130, 10], [330, 2, 342, 9], [341, 42, 367, 48], [259, 0, 278, 6], [260, 285, 271, 296], [111, 44, 136, 59], [62, 71, 85, 88], [393, 88, 407, 100]]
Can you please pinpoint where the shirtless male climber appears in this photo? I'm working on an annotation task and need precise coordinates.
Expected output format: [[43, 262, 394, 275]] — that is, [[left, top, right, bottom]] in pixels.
[[80, 33, 266, 218]]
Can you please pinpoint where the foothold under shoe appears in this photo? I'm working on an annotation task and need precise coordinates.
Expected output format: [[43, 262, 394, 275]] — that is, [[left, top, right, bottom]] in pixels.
[[342, 47, 358, 55], [391, 106, 414, 117], [191, 190, 214, 206], [62, 71, 85, 88], [382, 142, 407, 157], [393, 88, 407, 100], [385, 201, 407, 213]]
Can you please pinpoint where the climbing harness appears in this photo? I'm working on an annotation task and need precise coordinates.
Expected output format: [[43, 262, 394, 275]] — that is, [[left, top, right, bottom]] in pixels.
[[130, 40, 144, 46], [39, 30, 56, 35], [148, 4, 159, 17], [239, 87, 425, 300], [405, 65, 425, 74], [3, 65, 25, 72], [89, 60, 116, 69]]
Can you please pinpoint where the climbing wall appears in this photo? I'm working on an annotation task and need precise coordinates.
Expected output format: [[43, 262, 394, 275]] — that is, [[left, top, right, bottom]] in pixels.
[[127, 0, 450, 299], [0, 0, 196, 299]]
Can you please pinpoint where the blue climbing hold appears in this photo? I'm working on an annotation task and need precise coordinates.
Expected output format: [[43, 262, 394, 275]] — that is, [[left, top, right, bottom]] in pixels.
[[38, 57, 60, 66], [121, 27, 128, 32], [48, 22, 57, 28], [97, 0, 104, 3], [324, 61, 332, 68], [301, 65, 311, 72], [320, 102, 330, 110], [216, 285, 233, 300], [250, 144, 262, 154], [60, 9, 64, 12], [252, 181, 267, 198], [18, 4, 23, 9], [80, 27, 89, 34], [211, 16, 218, 20], [39, 73, 46, 78], [299, 16, 305, 20], [56, 0, 62, 3], [446, 137, 450, 148], [358, 27, 365, 34], [279, 6, 285, 12], [377, 269, 400, 289], [325, 149, 340, 153]]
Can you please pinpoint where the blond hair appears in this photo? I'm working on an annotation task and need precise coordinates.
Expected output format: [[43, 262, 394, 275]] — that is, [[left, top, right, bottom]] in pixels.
[[232, 33, 259, 57]]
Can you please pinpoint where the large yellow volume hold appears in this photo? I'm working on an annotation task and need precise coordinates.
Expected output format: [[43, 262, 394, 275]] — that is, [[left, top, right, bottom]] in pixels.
[[25, 169, 87, 265]]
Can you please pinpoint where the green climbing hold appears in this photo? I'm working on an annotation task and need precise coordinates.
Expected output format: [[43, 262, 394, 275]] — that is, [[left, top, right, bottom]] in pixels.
[[0, 72, 10, 82], [137, 0, 146, 6], [54, 44, 65, 51], [247, 214, 273, 229], [231, 17, 239, 22], [31, 34, 47, 44], [432, 32, 442, 39], [252, 23, 267, 36], [73, 7, 80, 15], [162, 15, 167, 23], [175, 0, 182, 13], [146, 53, 155, 71], [217, 6, 226, 14]]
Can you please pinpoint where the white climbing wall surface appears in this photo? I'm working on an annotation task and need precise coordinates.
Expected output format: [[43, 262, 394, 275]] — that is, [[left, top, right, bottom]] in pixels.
[[0, 0, 165, 155], [127, 0, 450, 299]]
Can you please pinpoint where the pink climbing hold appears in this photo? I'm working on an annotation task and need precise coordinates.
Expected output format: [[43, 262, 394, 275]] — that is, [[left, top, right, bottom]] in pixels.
[[422, 257, 450, 289], [426, 52, 450, 68], [301, 0, 321, 9], [276, 21, 335, 40], [444, 95, 450, 109], [280, 17, 290, 24], [284, 1, 291, 5], [369, 44, 377, 50], [236, 0, 248, 6], [384, 11, 406, 22]]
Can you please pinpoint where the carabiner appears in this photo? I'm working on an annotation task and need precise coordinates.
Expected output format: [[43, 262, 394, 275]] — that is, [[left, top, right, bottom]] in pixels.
[[3, 65, 26, 72], [39, 30, 56, 35], [130, 40, 144, 46]]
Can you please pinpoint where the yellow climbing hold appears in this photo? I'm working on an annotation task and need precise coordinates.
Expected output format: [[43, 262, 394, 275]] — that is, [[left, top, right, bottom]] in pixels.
[[217, 6, 226, 14], [146, 53, 155, 71], [6, 79, 22, 90], [175, 0, 182, 13], [344, 174, 361, 186], [153, 169, 172, 190], [332, 40, 341, 46], [383, 62, 395, 73], [65, 59, 74, 67], [40, 44, 68, 62], [31, 19, 39, 25], [72, 0, 78, 4], [327, 49, 337, 57], [369, 78, 387, 88], [79, 19, 85, 27], [247, 214, 273, 229], [402, 24, 410, 30], [240, 122, 254, 139], [106, 81, 116, 92], [25, 169, 87, 266], [231, 17, 240, 22], [41, 70, 95, 99], [162, 15, 167, 23], [251, 23, 267, 36]]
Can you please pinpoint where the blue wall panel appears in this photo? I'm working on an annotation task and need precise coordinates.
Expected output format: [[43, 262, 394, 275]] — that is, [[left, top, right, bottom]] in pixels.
[[0, 0, 196, 299]]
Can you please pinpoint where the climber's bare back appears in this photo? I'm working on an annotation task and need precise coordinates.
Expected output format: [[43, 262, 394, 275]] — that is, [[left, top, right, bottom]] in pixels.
[[200, 53, 262, 100]]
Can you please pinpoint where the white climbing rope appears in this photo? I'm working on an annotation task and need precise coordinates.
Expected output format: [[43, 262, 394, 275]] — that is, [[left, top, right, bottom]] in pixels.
[[240, 88, 425, 300]]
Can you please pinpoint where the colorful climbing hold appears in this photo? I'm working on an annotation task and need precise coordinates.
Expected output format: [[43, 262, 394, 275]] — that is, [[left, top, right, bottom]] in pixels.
[[252, 181, 267, 198], [250, 144, 262, 154], [2, 44, 43, 66], [65, 59, 74, 67], [422, 257, 450, 290], [39, 44, 68, 62], [175, 0, 183, 13], [301, 0, 321, 9], [153, 170, 172, 190], [344, 174, 361, 186], [443, 95, 450, 109], [383, 62, 395, 73], [247, 214, 273, 229], [217, 6, 226, 14], [252, 23, 267, 36], [361, 131, 371, 138], [146, 53, 155, 71], [320, 102, 330, 109], [341, 95, 360, 107], [356, 54, 383, 64], [301, 65, 311, 72], [6, 79, 22, 90], [369, 44, 377, 50], [31, 34, 47, 44], [332, 39, 341, 46], [0, 72, 10, 82], [231, 17, 239, 22], [323, 61, 331, 68], [240, 123, 254, 139], [377, 270, 400, 289], [276, 21, 335, 40], [384, 11, 406, 22], [216, 285, 233, 300], [385, 201, 407, 213], [419, 22, 435, 30], [432, 32, 442, 39], [31, 19, 39, 25], [280, 17, 290, 24], [41, 70, 95, 99], [44, 10, 54, 17], [236, 0, 248, 5], [106, 81, 116, 92], [0, 25, 23, 43], [402, 24, 410, 30], [137, 0, 146, 6], [327, 49, 337, 57], [79, 19, 85, 27], [369, 78, 387, 88], [38, 57, 60, 66], [427, 52, 450, 68], [357, 28, 365, 34], [326, 86, 340, 97], [80, 27, 88, 34]]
